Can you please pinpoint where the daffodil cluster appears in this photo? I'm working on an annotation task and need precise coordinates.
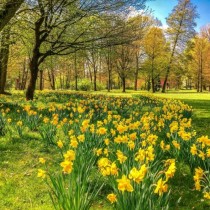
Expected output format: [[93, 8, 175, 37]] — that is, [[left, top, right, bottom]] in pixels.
[[1, 92, 209, 209]]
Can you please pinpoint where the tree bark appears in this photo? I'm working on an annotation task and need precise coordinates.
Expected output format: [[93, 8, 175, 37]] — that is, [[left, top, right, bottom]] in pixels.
[[106, 47, 112, 92], [134, 52, 139, 91], [200, 52, 203, 92], [93, 66, 97, 91], [39, 69, 43, 90], [74, 51, 78, 91], [20, 58, 28, 90], [122, 77, 126, 92], [26, 54, 39, 100], [48, 68, 56, 90], [0, 26, 11, 94], [26, 16, 44, 100], [151, 59, 155, 93]]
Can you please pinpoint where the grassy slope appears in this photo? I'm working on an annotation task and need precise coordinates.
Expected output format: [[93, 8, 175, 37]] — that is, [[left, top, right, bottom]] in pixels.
[[0, 90, 210, 210]]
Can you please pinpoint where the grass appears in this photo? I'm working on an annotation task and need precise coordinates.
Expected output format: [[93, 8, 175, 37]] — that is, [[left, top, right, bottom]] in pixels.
[[0, 90, 210, 210], [0, 136, 52, 210]]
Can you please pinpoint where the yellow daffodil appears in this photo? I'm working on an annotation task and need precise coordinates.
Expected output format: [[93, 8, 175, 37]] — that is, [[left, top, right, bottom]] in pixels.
[[107, 193, 117, 203]]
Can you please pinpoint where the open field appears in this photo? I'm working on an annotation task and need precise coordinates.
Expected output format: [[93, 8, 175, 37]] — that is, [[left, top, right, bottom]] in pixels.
[[0, 90, 210, 210]]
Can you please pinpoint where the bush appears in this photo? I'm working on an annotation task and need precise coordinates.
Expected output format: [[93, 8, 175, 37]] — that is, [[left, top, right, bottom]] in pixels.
[[96, 82, 106, 91], [77, 79, 106, 91], [78, 79, 92, 91]]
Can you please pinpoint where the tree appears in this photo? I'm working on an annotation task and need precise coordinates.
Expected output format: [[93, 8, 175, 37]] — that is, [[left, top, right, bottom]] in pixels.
[[201, 24, 210, 41], [115, 44, 134, 92], [21, 0, 148, 100], [0, 25, 11, 93], [190, 36, 210, 92], [132, 15, 152, 91], [162, 0, 198, 92], [0, 0, 24, 31], [143, 27, 166, 92]]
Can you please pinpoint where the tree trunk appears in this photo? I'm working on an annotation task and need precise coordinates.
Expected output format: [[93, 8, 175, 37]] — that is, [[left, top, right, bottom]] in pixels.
[[39, 69, 43, 90], [197, 68, 200, 92], [122, 77, 126, 92], [20, 58, 28, 90], [48, 69, 55, 90], [106, 47, 112, 92], [152, 78, 155, 93], [107, 68, 111, 92], [0, 26, 11, 94], [162, 33, 179, 93], [59, 73, 63, 89], [74, 51, 78, 91], [147, 76, 151, 91], [162, 69, 169, 93], [66, 69, 71, 89], [26, 61, 39, 100], [151, 59, 155, 93], [87, 63, 93, 83], [93, 67, 97, 91], [26, 17, 45, 100], [134, 52, 139, 91], [200, 54, 203, 92]]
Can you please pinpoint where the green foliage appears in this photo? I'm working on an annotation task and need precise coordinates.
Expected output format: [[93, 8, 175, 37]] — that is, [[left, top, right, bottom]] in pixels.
[[96, 82, 106, 91], [78, 79, 92, 91]]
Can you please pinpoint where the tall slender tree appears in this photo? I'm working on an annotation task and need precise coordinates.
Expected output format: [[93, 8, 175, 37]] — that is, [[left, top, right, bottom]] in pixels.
[[144, 27, 166, 92], [190, 36, 210, 92], [162, 0, 198, 92]]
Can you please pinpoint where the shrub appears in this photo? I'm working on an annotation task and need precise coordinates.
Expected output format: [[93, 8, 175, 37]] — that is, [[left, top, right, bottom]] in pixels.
[[78, 79, 92, 91]]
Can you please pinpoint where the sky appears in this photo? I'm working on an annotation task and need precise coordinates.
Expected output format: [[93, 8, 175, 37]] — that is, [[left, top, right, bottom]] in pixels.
[[145, 0, 210, 31]]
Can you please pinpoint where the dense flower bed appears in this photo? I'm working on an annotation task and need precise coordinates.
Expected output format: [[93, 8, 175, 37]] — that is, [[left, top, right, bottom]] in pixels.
[[0, 92, 209, 209]]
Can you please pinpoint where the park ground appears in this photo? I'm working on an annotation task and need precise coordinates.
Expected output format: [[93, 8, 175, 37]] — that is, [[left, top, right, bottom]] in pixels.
[[0, 90, 210, 210]]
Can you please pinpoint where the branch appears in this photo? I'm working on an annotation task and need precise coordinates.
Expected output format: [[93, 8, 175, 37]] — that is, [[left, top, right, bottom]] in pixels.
[[0, 0, 24, 31]]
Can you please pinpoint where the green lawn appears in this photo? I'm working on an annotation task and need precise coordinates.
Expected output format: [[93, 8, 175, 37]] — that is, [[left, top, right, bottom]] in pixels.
[[0, 90, 210, 210]]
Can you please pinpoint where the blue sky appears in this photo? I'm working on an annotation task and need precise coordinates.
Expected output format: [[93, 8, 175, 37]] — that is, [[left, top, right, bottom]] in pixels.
[[146, 0, 210, 31]]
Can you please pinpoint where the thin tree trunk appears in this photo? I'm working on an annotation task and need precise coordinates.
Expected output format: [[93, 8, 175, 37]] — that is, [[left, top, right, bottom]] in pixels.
[[162, 32, 180, 93], [74, 51, 78, 91], [151, 59, 155, 93], [134, 52, 139, 91], [122, 77, 126, 92], [20, 58, 27, 90], [200, 53, 203, 92], [48, 68, 55, 90], [59, 73, 63, 89], [107, 68, 111, 92], [39, 69, 43, 90], [106, 47, 112, 92], [197, 68, 200, 92], [0, 26, 11, 94], [152, 78, 155, 93], [93, 67, 97, 91]]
